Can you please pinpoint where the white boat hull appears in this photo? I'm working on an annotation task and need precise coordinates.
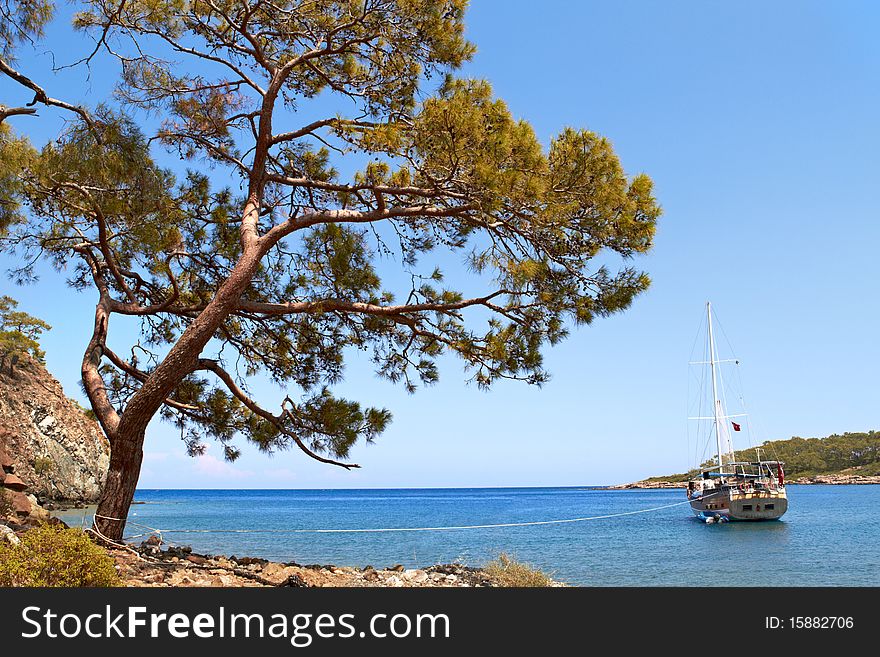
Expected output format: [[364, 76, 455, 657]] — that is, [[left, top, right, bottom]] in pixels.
[[689, 489, 788, 521]]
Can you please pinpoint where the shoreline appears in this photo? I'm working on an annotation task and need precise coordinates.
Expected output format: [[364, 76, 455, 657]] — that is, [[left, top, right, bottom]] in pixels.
[[1, 520, 566, 587], [608, 474, 880, 489], [109, 538, 566, 588]]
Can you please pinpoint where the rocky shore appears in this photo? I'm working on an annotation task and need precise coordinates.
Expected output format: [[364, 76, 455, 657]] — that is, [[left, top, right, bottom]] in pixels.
[[788, 474, 880, 485], [1, 515, 565, 587], [607, 480, 686, 489], [108, 537, 565, 587]]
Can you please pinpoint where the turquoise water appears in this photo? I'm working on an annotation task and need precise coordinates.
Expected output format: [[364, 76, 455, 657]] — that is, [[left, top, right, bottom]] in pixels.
[[57, 485, 880, 586]]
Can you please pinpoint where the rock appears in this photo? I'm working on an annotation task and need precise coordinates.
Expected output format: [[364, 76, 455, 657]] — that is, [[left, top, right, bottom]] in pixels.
[[790, 474, 880, 485], [261, 562, 302, 585], [8, 490, 33, 516], [406, 570, 428, 584], [0, 441, 13, 469], [144, 535, 162, 546], [607, 480, 687, 489], [185, 554, 207, 565], [0, 524, 20, 545], [386, 575, 403, 587], [363, 569, 379, 582], [235, 556, 268, 567], [24, 494, 50, 522], [2, 473, 26, 491], [389, 564, 405, 572], [280, 574, 308, 588], [261, 562, 285, 578], [0, 355, 110, 504]]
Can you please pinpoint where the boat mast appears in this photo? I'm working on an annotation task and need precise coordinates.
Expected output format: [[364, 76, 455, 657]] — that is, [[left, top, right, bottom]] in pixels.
[[707, 302, 725, 474]]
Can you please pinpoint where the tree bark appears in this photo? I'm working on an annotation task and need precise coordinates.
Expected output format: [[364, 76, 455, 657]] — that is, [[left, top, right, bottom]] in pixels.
[[89, 79, 277, 540], [92, 221, 268, 541], [94, 427, 145, 541]]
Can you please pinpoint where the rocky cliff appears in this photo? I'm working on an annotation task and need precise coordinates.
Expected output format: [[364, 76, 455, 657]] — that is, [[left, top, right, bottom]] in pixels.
[[0, 355, 109, 504]]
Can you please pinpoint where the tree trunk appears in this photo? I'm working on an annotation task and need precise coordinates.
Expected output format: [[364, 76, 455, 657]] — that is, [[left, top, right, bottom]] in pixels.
[[94, 428, 145, 542], [88, 207, 269, 542]]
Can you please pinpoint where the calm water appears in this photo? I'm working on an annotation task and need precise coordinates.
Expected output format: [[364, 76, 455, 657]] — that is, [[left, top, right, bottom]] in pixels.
[[57, 485, 880, 586]]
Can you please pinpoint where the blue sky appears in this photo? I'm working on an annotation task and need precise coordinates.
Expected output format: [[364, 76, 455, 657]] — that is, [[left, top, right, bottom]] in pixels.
[[1, 1, 877, 487]]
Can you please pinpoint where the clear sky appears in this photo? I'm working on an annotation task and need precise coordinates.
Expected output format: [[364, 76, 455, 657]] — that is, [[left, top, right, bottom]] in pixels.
[[1, 1, 877, 488]]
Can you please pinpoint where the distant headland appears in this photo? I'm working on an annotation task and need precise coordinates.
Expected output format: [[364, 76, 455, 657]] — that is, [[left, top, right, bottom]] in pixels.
[[611, 431, 880, 489]]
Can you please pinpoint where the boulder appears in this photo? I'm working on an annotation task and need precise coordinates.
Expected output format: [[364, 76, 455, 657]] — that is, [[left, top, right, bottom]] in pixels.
[[2, 473, 27, 491], [9, 490, 33, 516], [24, 495, 51, 523]]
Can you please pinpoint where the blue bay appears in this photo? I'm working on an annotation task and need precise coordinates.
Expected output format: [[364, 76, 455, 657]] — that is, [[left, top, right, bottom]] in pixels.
[[57, 485, 880, 586]]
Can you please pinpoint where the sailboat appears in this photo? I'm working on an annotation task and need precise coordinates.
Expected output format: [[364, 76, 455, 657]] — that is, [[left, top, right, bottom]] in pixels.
[[686, 302, 788, 522]]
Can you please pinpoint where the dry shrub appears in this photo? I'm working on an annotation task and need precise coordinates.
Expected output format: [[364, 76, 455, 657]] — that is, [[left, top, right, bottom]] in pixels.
[[483, 553, 555, 587]]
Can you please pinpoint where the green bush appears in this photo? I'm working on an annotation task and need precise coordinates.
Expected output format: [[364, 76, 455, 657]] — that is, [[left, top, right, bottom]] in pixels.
[[483, 553, 555, 587], [0, 523, 120, 587], [32, 456, 54, 476]]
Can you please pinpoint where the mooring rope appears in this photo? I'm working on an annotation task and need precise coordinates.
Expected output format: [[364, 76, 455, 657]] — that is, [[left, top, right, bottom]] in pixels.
[[93, 494, 711, 539]]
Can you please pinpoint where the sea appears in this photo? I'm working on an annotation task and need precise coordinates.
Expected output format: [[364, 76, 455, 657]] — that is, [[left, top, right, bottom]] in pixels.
[[55, 485, 880, 586]]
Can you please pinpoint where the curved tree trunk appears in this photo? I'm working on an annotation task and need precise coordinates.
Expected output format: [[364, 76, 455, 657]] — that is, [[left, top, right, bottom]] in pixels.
[[94, 428, 145, 541], [91, 229, 269, 542]]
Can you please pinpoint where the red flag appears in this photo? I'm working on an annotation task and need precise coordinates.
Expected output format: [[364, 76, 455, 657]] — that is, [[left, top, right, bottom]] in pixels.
[[732, 422, 741, 432]]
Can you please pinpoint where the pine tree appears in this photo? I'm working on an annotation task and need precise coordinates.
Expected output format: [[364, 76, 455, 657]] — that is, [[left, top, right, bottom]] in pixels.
[[0, 1, 661, 539]]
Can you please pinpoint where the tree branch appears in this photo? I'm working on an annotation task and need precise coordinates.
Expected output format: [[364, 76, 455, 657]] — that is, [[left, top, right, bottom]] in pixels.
[[195, 358, 360, 469], [260, 202, 476, 247], [102, 345, 201, 412], [0, 105, 36, 123], [0, 57, 100, 141], [236, 291, 510, 320]]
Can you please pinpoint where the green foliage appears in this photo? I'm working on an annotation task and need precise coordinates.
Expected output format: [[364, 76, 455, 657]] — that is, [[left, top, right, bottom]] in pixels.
[[25, 108, 178, 287], [0, 295, 51, 362], [751, 431, 880, 478], [0, 0, 54, 59], [0, 124, 37, 235], [483, 553, 555, 587], [0, 523, 121, 587], [647, 430, 880, 482]]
